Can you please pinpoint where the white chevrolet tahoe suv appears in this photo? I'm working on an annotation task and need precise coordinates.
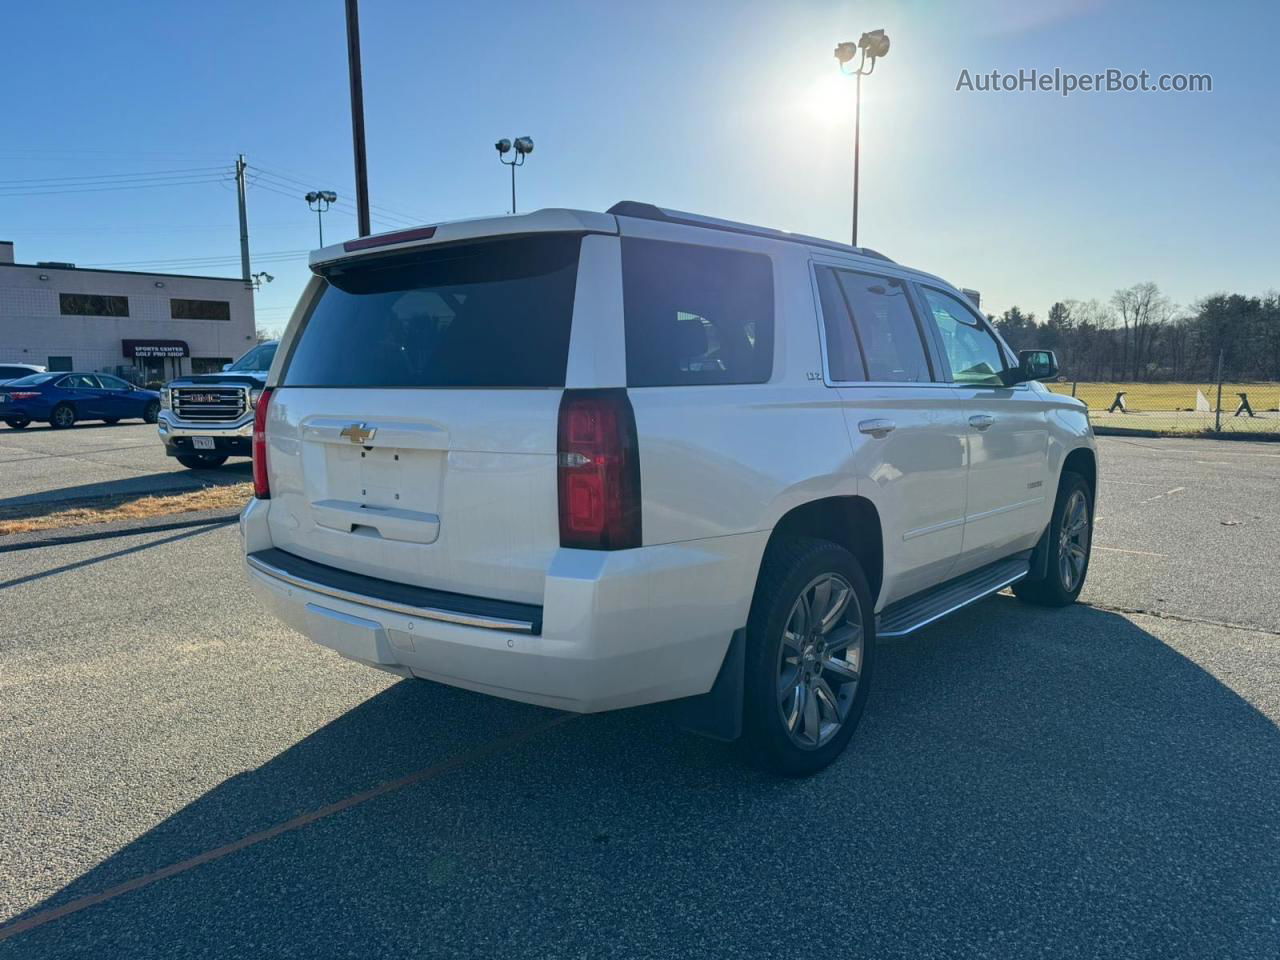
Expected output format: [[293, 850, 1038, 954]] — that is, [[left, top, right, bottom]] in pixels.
[[241, 202, 1096, 775]]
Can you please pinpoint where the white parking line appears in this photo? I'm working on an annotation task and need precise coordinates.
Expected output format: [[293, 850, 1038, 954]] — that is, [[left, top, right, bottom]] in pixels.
[[1138, 486, 1185, 504], [1094, 546, 1168, 558]]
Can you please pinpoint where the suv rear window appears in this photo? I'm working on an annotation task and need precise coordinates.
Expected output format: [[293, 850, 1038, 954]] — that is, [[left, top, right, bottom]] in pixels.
[[282, 235, 581, 388], [621, 238, 773, 387]]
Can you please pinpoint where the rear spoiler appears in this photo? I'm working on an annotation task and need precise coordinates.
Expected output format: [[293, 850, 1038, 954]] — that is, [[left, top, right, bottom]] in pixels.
[[309, 208, 617, 269]]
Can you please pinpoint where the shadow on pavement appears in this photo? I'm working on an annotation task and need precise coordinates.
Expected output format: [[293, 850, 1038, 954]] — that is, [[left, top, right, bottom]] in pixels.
[[0, 462, 250, 511], [1, 421, 151, 435], [4, 599, 1278, 958]]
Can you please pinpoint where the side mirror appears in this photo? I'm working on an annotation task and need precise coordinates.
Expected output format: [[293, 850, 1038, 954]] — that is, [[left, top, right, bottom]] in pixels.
[[221, 363, 232, 372], [1017, 349, 1059, 382]]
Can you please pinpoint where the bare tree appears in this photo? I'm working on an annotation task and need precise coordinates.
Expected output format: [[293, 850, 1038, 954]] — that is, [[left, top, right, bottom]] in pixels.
[[1112, 283, 1169, 380]]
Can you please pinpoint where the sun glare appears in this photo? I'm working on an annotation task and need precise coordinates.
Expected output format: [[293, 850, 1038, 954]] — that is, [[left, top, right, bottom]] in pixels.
[[801, 71, 853, 129]]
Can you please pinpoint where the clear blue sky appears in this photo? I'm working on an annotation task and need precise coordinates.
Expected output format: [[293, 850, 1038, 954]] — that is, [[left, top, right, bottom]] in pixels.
[[3, 0, 1276, 335]]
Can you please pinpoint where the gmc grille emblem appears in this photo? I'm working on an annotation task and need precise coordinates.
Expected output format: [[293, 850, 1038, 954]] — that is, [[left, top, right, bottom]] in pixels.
[[187, 393, 221, 403], [340, 423, 376, 445]]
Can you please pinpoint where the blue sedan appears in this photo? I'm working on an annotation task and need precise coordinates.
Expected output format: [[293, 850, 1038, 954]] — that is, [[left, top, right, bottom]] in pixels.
[[0, 373, 161, 429]]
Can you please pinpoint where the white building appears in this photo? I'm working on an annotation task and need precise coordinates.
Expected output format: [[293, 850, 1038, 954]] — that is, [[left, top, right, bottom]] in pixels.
[[0, 240, 256, 385]]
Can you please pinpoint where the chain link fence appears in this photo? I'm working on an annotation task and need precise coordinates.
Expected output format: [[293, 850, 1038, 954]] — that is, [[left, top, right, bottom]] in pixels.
[[1046, 377, 1280, 438]]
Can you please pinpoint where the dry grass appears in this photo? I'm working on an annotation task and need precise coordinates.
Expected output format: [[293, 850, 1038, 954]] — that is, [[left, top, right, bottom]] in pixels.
[[0, 483, 251, 536], [1047, 381, 1280, 413], [1046, 381, 1280, 436]]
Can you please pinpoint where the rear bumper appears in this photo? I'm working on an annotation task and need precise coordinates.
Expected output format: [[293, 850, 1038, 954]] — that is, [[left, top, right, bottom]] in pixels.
[[240, 497, 767, 713], [0, 402, 52, 421]]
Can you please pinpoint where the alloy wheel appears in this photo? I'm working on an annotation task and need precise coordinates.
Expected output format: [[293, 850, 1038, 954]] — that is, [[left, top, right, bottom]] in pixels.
[[775, 573, 864, 750], [1058, 489, 1090, 591]]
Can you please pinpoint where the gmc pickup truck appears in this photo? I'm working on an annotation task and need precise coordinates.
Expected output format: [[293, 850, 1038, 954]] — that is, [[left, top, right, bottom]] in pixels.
[[158, 341, 277, 469]]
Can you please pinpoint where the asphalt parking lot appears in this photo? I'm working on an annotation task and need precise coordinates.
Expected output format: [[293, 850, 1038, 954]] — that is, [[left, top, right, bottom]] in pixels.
[[1, 436, 1277, 958], [0, 422, 249, 510]]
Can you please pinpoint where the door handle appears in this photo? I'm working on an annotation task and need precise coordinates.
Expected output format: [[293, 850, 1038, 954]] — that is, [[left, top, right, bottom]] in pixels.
[[857, 418, 896, 438], [969, 414, 995, 431]]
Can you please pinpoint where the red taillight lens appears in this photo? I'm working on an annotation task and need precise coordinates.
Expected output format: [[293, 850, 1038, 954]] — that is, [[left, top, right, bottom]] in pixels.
[[557, 389, 641, 550], [8, 391, 40, 400], [252, 387, 273, 499]]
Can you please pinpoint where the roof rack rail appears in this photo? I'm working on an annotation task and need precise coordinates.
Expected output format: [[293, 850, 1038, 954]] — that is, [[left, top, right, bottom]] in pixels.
[[606, 201, 894, 263]]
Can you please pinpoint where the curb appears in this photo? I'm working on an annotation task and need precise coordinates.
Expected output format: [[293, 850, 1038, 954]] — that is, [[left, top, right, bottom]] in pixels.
[[0, 508, 240, 554]]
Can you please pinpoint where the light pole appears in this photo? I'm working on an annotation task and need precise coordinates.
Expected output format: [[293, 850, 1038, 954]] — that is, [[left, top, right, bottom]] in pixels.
[[495, 137, 534, 213], [835, 29, 890, 248], [249, 271, 274, 291], [305, 190, 338, 246]]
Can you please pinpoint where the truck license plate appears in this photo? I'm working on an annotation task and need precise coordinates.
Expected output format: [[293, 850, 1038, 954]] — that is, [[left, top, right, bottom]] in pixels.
[[192, 437, 215, 450]]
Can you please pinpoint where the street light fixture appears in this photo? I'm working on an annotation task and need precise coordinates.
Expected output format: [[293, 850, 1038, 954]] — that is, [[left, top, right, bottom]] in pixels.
[[249, 271, 274, 291], [495, 136, 534, 214], [835, 29, 890, 247], [305, 190, 338, 246]]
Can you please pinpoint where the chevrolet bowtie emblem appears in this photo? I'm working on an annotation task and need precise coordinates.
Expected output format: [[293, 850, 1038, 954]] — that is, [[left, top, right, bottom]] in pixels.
[[340, 422, 376, 445]]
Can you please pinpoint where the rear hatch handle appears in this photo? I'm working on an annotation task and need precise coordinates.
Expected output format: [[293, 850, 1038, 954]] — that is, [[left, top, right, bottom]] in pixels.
[[311, 499, 441, 544]]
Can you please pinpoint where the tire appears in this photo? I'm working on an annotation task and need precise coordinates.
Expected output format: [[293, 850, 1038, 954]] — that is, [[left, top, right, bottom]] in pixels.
[[102, 418, 120, 425], [5, 417, 29, 429], [1013, 471, 1093, 607], [176, 453, 228, 469], [743, 537, 876, 776], [50, 403, 76, 429], [143, 401, 160, 424]]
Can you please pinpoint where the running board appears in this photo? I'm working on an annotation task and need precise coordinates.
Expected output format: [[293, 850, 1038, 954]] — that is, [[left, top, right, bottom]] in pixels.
[[876, 555, 1030, 639]]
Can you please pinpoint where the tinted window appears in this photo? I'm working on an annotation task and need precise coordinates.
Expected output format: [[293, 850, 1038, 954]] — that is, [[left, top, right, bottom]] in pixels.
[[229, 343, 277, 372], [98, 374, 131, 390], [5, 374, 55, 387], [283, 236, 581, 388], [622, 238, 773, 387], [0, 366, 36, 379], [920, 286, 1008, 386], [837, 272, 931, 382], [171, 299, 231, 321], [60, 294, 129, 317], [58, 374, 99, 389], [814, 267, 866, 381]]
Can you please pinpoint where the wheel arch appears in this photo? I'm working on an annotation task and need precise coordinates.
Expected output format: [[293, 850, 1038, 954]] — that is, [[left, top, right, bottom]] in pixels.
[[1062, 446, 1096, 501], [758, 496, 884, 607]]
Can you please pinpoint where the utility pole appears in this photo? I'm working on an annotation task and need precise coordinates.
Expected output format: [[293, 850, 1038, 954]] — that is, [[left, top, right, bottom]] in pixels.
[[345, 0, 372, 237], [235, 154, 251, 283]]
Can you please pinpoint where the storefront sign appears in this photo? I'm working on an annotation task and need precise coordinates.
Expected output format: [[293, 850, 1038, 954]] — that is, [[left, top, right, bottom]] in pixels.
[[122, 339, 189, 358]]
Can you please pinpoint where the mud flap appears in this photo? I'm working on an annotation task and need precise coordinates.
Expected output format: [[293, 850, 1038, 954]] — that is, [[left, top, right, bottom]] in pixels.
[[663, 628, 745, 742], [1027, 522, 1052, 582]]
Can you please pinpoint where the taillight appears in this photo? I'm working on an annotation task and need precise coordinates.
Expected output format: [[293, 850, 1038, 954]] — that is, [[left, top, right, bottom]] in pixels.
[[8, 391, 40, 400], [252, 387, 273, 499], [557, 389, 641, 550]]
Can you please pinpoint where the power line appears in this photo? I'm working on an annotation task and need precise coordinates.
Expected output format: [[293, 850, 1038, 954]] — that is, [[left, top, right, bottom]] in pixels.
[[0, 176, 232, 198], [246, 175, 418, 230], [0, 166, 230, 187], [84, 249, 309, 268], [248, 164, 428, 226]]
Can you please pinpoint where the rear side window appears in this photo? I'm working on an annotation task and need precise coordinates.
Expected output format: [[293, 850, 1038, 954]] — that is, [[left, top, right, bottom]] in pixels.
[[282, 235, 581, 388], [834, 271, 931, 383], [621, 238, 773, 387], [814, 267, 867, 381]]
